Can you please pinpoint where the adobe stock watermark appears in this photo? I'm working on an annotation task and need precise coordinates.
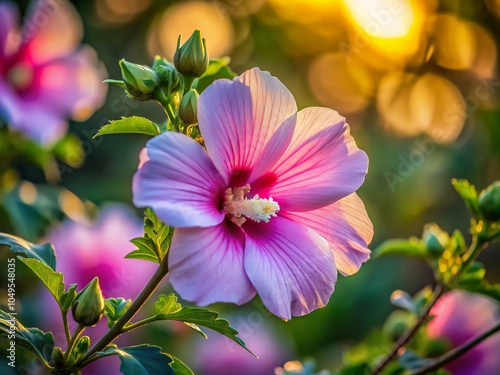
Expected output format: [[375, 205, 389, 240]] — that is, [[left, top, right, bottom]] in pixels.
[[385, 76, 500, 192], [340, 0, 405, 61], [10, 0, 66, 47]]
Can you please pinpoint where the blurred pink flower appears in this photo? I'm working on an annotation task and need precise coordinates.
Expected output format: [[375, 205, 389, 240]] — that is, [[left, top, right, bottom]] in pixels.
[[133, 68, 372, 320], [46, 204, 154, 298], [194, 314, 292, 375], [427, 290, 500, 375], [0, 0, 106, 145], [38, 205, 155, 375]]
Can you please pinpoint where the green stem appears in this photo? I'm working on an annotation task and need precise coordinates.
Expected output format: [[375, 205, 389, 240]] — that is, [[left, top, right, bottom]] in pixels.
[[64, 325, 85, 364], [460, 235, 487, 272], [410, 322, 500, 375], [121, 315, 159, 333], [370, 283, 445, 375], [183, 76, 195, 93], [62, 312, 71, 345], [73, 258, 169, 369]]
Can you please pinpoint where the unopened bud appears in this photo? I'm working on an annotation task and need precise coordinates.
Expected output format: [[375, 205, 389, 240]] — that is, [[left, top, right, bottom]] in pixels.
[[72, 277, 104, 327], [422, 224, 449, 255], [51, 346, 64, 367], [479, 181, 500, 222], [119, 59, 159, 100], [174, 30, 209, 77], [179, 89, 199, 125]]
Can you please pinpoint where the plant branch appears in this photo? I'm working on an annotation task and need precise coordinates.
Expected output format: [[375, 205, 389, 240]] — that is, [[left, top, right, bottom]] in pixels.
[[410, 321, 500, 375], [73, 258, 169, 368], [63, 324, 85, 364], [460, 235, 487, 273], [121, 315, 159, 333], [61, 312, 71, 345], [370, 283, 445, 375]]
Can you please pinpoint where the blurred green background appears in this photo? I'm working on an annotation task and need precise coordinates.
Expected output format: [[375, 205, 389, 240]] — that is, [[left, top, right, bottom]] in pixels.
[[2, 0, 500, 373]]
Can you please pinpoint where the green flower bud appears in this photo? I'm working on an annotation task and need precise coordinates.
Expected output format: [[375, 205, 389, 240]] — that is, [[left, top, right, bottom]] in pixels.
[[156, 65, 183, 95], [119, 59, 159, 100], [174, 30, 209, 77], [422, 223, 449, 255], [179, 89, 199, 125], [51, 346, 64, 367], [479, 181, 500, 222], [72, 277, 104, 327]]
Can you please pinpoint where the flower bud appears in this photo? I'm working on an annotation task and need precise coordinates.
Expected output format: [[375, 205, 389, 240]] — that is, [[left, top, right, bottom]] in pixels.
[[156, 65, 183, 95], [178, 89, 199, 125], [422, 224, 449, 255], [174, 30, 209, 77], [119, 59, 159, 100], [479, 181, 500, 222], [71, 277, 104, 327], [51, 346, 64, 367]]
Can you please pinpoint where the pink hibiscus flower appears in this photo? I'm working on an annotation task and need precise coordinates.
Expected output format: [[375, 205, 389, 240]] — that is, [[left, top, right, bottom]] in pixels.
[[133, 68, 373, 320], [427, 290, 500, 375], [0, 0, 106, 145]]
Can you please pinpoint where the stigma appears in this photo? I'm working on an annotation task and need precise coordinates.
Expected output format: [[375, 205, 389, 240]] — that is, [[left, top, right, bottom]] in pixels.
[[223, 184, 280, 226]]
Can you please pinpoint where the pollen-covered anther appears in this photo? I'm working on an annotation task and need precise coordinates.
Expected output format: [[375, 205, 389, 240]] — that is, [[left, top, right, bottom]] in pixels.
[[223, 184, 280, 226]]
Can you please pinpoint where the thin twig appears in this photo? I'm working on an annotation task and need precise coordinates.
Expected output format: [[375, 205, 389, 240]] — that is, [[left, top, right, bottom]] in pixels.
[[370, 284, 445, 375], [73, 258, 169, 369], [410, 322, 500, 375]]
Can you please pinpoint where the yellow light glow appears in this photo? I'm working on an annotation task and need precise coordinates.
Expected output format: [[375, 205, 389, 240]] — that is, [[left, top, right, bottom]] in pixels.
[[342, 0, 415, 38], [340, 0, 425, 65], [148, 2, 234, 60]]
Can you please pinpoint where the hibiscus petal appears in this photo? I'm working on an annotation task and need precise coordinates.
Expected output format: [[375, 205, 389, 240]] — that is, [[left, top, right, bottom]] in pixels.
[[169, 222, 257, 305], [244, 216, 336, 320], [198, 68, 297, 185], [266, 107, 368, 211], [133, 132, 225, 227], [283, 193, 373, 275], [22, 0, 83, 65]]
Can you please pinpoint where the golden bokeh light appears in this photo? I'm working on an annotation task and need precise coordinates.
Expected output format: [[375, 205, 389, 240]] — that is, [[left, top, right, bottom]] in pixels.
[[411, 74, 466, 143], [432, 14, 476, 71], [377, 71, 422, 137], [95, 0, 152, 24], [342, 0, 415, 38], [377, 71, 466, 143], [19, 181, 37, 205], [339, 0, 426, 66], [308, 52, 375, 113], [148, 2, 234, 60]]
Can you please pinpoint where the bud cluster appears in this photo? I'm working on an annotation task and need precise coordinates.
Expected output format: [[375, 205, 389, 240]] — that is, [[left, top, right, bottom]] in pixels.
[[105, 30, 208, 134]]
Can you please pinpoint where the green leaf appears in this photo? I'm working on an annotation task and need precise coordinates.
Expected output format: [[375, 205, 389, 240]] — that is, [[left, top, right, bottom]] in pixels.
[[60, 284, 78, 313], [390, 290, 417, 313], [374, 238, 427, 259], [169, 356, 194, 375], [195, 57, 237, 93], [452, 179, 480, 216], [127, 208, 174, 263], [156, 294, 254, 356], [0, 310, 54, 365], [155, 294, 182, 315], [97, 345, 174, 375], [0, 232, 56, 269], [126, 238, 160, 264], [94, 116, 161, 138], [19, 258, 64, 303], [104, 298, 132, 329]]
